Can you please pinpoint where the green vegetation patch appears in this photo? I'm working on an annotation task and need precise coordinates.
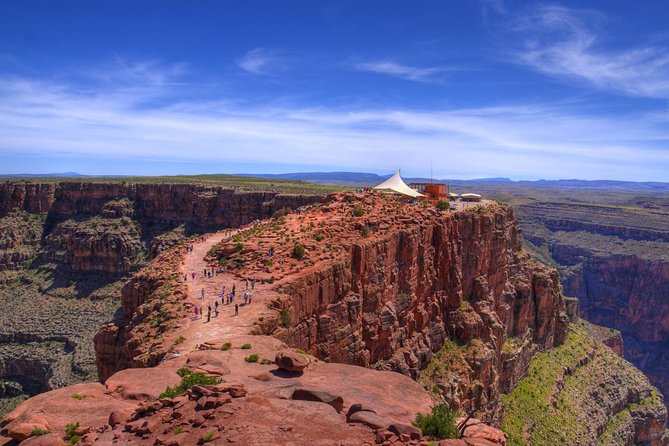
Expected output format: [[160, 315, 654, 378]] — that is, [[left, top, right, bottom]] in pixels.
[[500, 321, 665, 446], [159, 371, 222, 399], [413, 405, 459, 439]]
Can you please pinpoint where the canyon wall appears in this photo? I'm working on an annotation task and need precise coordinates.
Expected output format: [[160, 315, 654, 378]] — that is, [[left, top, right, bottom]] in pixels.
[[270, 201, 573, 419], [514, 201, 669, 422], [0, 180, 321, 417]]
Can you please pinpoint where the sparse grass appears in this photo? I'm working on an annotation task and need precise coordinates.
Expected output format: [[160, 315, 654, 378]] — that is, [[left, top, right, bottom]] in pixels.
[[240, 343, 252, 350], [70, 393, 85, 400], [203, 431, 215, 442], [221, 342, 232, 351], [176, 367, 192, 378], [174, 335, 185, 345], [173, 426, 184, 435], [352, 205, 364, 217]]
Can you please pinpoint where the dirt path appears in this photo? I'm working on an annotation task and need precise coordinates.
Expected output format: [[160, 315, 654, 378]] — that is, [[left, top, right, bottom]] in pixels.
[[172, 230, 278, 354]]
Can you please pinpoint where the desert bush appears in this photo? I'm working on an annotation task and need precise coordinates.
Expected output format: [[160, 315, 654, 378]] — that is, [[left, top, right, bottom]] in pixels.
[[31, 428, 51, 436], [360, 225, 370, 237], [292, 244, 305, 260], [221, 342, 232, 351], [352, 205, 364, 217], [413, 405, 458, 439], [240, 343, 252, 349], [245, 353, 259, 363], [436, 200, 450, 211], [280, 308, 292, 327], [159, 373, 222, 399]]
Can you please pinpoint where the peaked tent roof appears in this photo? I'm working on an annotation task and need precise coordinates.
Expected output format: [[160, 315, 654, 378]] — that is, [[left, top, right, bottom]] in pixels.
[[373, 170, 425, 198]]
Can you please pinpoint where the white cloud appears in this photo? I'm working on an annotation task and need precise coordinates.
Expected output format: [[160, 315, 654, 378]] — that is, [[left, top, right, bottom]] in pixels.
[[0, 72, 668, 181], [509, 4, 669, 98], [236, 48, 281, 75], [354, 60, 449, 83]]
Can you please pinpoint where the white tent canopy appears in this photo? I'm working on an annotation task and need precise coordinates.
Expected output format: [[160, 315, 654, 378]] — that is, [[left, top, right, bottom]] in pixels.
[[373, 170, 425, 198]]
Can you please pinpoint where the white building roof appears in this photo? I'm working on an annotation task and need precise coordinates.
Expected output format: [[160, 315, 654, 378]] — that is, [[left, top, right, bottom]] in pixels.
[[373, 170, 425, 198], [461, 193, 482, 198]]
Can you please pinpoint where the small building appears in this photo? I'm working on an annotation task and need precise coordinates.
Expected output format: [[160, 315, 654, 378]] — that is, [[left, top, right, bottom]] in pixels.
[[409, 183, 448, 203], [447, 192, 459, 200], [460, 193, 482, 202]]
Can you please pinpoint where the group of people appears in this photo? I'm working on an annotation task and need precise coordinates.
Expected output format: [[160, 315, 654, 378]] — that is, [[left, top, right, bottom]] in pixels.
[[191, 274, 257, 322]]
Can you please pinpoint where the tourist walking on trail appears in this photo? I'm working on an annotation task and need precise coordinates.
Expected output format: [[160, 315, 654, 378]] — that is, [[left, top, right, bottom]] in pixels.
[[234, 303, 239, 316], [184, 274, 187, 282], [214, 300, 219, 317], [194, 306, 199, 320], [191, 271, 196, 280], [252, 277, 256, 290], [201, 287, 205, 299], [206, 305, 211, 323]]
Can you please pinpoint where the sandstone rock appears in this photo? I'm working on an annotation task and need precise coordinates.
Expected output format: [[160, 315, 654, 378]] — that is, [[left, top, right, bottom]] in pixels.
[[184, 351, 231, 376], [388, 423, 421, 440], [3, 414, 51, 442], [19, 434, 67, 446], [105, 368, 181, 401], [348, 410, 388, 429], [275, 350, 310, 372], [292, 388, 344, 413]]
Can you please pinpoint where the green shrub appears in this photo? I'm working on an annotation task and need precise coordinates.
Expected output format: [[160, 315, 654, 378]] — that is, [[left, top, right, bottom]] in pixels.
[[159, 373, 222, 399], [235, 242, 244, 251], [436, 200, 450, 211], [70, 393, 85, 400], [245, 354, 259, 363], [346, 195, 356, 203], [68, 435, 80, 445], [280, 308, 292, 327], [240, 343, 252, 350], [203, 431, 215, 442], [176, 367, 192, 378], [221, 342, 232, 351], [413, 405, 458, 439], [31, 428, 52, 436], [360, 225, 370, 237], [65, 423, 79, 439], [352, 205, 364, 217], [173, 427, 184, 434], [314, 233, 324, 242], [174, 336, 185, 345], [292, 244, 305, 260], [268, 276, 275, 284]]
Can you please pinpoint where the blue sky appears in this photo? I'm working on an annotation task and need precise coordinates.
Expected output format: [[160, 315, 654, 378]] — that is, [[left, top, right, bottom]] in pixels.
[[1, 0, 668, 181]]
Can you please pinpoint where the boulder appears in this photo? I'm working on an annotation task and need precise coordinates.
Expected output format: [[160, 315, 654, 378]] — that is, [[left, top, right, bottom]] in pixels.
[[389, 423, 421, 440], [291, 388, 344, 413], [2, 414, 51, 442], [348, 411, 388, 430], [275, 350, 309, 373], [105, 368, 181, 401], [185, 351, 231, 376]]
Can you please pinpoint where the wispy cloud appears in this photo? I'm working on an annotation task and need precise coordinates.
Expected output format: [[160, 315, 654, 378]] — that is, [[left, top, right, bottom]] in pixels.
[[508, 4, 669, 98], [354, 60, 449, 83], [1, 66, 668, 180], [236, 48, 283, 75]]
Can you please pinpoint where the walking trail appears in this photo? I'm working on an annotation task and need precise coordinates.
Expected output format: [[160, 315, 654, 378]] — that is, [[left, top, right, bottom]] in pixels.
[[172, 229, 279, 354]]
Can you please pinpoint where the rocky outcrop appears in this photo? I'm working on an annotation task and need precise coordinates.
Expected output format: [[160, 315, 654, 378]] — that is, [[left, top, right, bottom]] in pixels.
[[43, 217, 144, 273], [264, 196, 569, 418], [94, 245, 189, 381]]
